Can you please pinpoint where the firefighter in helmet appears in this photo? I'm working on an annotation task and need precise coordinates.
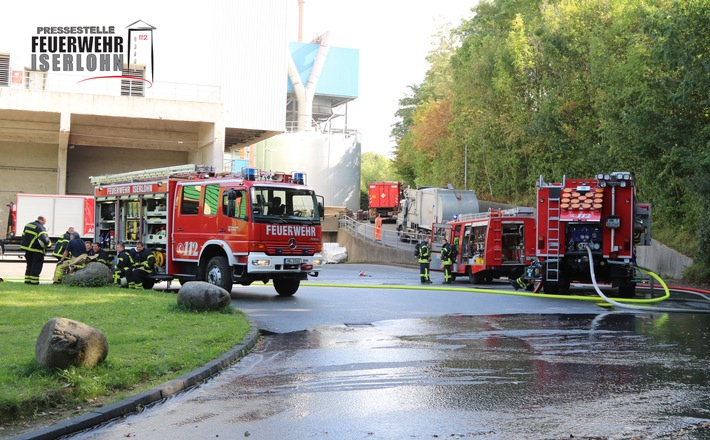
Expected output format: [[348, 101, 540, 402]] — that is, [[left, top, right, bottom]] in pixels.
[[441, 238, 453, 284], [417, 238, 432, 284]]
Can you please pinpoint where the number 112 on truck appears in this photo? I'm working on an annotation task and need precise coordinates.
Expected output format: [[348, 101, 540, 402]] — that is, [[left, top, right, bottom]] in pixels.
[[90, 164, 325, 296]]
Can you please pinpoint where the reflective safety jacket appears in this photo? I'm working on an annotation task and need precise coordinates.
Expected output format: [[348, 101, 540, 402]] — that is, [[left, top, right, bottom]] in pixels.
[[94, 249, 112, 267], [130, 248, 156, 274], [441, 243, 453, 264], [20, 221, 50, 254], [114, 250, 134, 274], [417, 243, 431, 264], [53, 231, 71, 258]]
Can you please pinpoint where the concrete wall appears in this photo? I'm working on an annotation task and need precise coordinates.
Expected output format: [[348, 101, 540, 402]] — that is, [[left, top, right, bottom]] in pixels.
[[636, 239, 693, 280], [336, 229, 416, 268], [66, 146, 189, 195], [336, 228, 694, 281]]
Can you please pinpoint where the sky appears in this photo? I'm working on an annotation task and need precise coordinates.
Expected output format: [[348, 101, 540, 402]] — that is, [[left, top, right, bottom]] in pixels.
[[285, 1, 476, 156]]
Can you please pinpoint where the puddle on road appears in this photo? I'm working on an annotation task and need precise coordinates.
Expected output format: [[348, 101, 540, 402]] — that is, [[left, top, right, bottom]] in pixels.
[[223, 312, 710, 438], [69, 312, 710, 440]]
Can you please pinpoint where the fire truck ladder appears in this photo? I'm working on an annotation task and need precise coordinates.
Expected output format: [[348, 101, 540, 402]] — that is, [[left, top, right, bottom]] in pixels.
[[544, 185, 562, 283], [89, 164, 215, 186], [457, 207, 534, 221], [491, 218, 503, 264]]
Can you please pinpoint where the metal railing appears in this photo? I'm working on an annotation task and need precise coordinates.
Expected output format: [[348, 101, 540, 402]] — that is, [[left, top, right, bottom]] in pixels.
[[338, 215, 428, 252], [11, 72, 221, 103]]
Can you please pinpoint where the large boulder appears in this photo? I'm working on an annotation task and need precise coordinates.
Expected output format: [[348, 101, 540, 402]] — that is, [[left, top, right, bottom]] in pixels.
[[177, 281, 231, 311], [35, 318, 109, 369], [64, 262, 113, 287]]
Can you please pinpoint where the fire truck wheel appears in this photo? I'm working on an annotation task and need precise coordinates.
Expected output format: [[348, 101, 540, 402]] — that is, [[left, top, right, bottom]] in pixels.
[[273, 278, 300, 296], [617, 281, 636, 298], [468, 269, 485, 285], [206, 256, 233, 291], [543, 282, 560, 294]]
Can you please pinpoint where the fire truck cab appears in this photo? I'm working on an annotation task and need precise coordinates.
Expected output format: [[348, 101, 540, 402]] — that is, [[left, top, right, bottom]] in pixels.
[[430, 208, 536, 284], [90, 164, 325, 296], [536, 172, 651, 296]]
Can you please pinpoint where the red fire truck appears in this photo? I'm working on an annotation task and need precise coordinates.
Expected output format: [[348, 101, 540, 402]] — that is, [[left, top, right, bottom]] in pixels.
[[90, 164, 324, 295], [430, 208, 536, 283], [368, 181, 401, 223], [536, 172, 651, 296]]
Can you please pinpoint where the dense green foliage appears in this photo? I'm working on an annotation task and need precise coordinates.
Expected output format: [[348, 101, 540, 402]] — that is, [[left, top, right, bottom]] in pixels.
[[0, 283, 250, 433], [391, 0, 710, 281]]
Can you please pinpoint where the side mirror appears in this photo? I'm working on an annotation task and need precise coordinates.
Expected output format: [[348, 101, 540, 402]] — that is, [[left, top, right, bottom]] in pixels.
[[318, 202, 325, 219]]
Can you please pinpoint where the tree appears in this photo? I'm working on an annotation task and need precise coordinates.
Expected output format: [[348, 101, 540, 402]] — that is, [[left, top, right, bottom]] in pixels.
[[392, 0, 710, 280]]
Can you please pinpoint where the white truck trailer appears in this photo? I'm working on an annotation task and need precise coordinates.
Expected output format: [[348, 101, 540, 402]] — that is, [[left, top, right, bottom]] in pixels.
[[2, 194, 94, 256], [396, 187, 479, 240]]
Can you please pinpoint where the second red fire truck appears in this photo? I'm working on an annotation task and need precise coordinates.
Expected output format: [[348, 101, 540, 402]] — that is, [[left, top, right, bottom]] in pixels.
[[90, 164, 324, 295], [430, 208, 537, 284]]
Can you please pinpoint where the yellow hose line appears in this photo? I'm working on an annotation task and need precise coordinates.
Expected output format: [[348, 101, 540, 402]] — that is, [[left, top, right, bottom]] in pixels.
[[302, 266, 671, 305], [302, 282, 639, 304], [615, 267, 670, 304]]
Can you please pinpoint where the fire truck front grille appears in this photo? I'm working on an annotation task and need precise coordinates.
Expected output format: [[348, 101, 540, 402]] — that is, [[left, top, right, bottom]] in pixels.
[[264, 243, 317, 256]]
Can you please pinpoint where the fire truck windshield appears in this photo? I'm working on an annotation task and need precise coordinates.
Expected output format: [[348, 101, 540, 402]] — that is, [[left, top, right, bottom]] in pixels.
[[251, 186, 319, 223]]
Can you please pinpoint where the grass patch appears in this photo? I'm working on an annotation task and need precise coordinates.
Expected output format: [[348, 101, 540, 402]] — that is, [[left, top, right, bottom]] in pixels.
[[0, 282, 250, 432]]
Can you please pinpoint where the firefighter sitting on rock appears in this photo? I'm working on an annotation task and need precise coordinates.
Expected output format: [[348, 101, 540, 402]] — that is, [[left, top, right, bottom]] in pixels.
[[53, 231, 93, 284]]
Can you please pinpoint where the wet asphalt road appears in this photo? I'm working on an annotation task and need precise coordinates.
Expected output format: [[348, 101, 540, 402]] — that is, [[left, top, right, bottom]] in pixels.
[[58, 263, 710, 440]]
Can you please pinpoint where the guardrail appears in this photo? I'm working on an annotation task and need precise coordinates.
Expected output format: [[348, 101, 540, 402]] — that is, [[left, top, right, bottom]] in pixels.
[[338, 215, 428, 252]]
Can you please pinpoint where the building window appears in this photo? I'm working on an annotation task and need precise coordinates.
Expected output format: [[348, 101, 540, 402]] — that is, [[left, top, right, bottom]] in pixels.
[[0, 54, 9, 87], [24, 69, 47, 90], [121, 66, 145, 97]]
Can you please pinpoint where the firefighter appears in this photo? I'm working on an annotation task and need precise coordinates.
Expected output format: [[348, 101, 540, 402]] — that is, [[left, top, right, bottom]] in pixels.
[[53, 232, 90, 284], [61, 231, 88, 261], [91, 242, 112, 268], [441, 238, 453, 284], [127, 242, 156, 289], [417, 238, 432, 284], [20, 215, 51, 285], [113, 242, 133, 287], [52, 226, 74, 260], [510, 260, 540, 291]]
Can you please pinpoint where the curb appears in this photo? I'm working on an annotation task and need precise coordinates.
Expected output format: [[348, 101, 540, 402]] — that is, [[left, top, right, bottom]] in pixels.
[[10, 321, 261, 440]]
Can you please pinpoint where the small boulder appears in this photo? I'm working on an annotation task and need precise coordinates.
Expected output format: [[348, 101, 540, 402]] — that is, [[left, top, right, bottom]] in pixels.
[[177, 281, 231, 311], [64, 262, 113, 287], [35, 318, 109, 369]]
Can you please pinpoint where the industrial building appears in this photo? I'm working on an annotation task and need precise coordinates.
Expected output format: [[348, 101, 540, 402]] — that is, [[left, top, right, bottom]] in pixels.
[[0, 0, 360, 236]]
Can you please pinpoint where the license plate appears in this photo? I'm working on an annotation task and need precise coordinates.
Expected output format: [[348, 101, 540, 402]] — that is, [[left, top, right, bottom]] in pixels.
[[284, 258, 301, 264]]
